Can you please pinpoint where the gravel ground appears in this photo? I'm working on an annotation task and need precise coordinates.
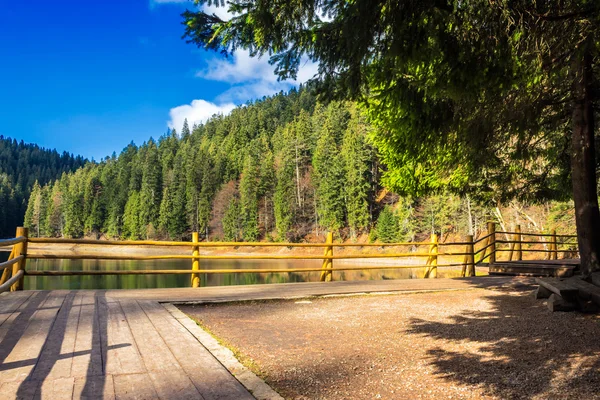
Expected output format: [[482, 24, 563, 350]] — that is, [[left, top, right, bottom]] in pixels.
[[180, 286, 600, 400]]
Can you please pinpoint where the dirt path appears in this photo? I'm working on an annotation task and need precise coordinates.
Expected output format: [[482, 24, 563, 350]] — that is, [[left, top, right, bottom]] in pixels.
[[181, 286, 600, 399]]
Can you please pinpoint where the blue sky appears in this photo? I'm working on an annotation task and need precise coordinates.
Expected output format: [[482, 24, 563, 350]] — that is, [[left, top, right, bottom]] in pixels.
[[0, 0, 316, 160]]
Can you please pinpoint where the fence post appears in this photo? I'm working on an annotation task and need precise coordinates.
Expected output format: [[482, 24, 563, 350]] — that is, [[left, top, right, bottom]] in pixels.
[[320, 231, 333, 282], [11, 227, 28, 291], [466, 235, 475, 277], [191, 232, 200, 288], [424, 234, 438, 278], [515, 225, 522, 261], [0, 248, 14, 285], [551, 229, 558, 260], [487, 222, 496, 264]]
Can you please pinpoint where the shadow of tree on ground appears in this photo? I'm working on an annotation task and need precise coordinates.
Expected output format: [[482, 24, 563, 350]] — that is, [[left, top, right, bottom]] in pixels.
[[408, 288, 600, 399]]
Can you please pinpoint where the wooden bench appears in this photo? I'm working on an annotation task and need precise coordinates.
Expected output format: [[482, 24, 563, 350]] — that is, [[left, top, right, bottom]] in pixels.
[[535, 277, 600, 312]]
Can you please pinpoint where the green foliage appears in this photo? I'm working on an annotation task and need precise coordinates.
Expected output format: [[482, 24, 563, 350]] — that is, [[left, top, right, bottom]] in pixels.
[[239, 146, 260, 241], [312, 104, 347, 231], [123, 191, 142, 240], [341, 105, 373, 237], [0, 136, 85, 238], [22, 88, 576, 245], [222, 197, 241, 242], [374, 206, 399, 243], [181, 0, 598, 206]]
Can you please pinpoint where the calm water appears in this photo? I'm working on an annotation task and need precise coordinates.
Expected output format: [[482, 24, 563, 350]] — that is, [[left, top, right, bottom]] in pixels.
[[19, 258, 463, 290]]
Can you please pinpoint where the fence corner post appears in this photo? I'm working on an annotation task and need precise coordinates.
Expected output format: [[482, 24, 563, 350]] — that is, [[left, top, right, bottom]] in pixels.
[[320, 231, 333, 282], [515, 225, 522, 261], [466, 235, 475, 277], [487, 222, 496, 264], [191, 232, 200, 288], [11, 227, 28, 291], [425, 234, 438, 278]]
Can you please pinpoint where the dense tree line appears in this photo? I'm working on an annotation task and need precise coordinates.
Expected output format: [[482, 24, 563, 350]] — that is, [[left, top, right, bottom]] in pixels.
[[23, 89, 575, 243], [23, 90, 383, 241], [0, 137, 85, 238]]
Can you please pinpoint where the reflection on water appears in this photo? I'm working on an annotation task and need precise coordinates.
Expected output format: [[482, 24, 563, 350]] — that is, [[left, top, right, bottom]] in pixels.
[[23, 258, 464, 290]]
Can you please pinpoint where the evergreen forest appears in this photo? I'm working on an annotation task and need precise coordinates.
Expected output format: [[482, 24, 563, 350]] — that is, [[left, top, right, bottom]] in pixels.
[[22, 89, 575, 243], [0, 137, 85, 238]]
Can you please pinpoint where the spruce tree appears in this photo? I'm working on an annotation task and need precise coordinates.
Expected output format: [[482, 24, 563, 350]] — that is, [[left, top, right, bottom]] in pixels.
[[312, 108, 346, 232], [139, 139, 162, 237], [222, 197, 241, 242], [341, 106, 372, 237], [375, 206, 400, 243], [239, 148, 260, 241]]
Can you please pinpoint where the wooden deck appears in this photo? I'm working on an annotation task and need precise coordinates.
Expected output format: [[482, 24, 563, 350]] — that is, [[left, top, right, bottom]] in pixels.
[[0, 277, 529, 399], [488, 259, 579, 277]]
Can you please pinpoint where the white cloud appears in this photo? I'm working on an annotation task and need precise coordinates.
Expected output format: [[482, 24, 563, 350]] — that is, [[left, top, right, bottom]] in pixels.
[[202, 3, 236, 20], [165, 3, 319, 130], [197, 50, 318, 103], [168, 100, 236, 132]]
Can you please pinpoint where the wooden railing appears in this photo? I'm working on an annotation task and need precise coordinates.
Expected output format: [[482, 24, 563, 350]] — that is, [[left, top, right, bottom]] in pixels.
[[0, 223, 579, 292]]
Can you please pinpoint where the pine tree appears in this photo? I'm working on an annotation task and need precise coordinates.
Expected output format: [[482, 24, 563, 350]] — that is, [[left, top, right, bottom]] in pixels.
[[123, 191, 142, 239], [239, 148, 260, 241], [341, 107, 372, 237], [222, 197, 241, 242], [45, 180, 64, 237], [63, 172, 85, 238], [24, 181, 42, 237], [375, 206, 400, 243], [139, 139, 162, 238], [181, 118, 191, 140], [312, 108, 346, 232]]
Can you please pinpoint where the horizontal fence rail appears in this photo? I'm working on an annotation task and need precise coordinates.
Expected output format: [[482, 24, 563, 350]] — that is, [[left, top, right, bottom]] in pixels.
[[0, 223, 580, 292]]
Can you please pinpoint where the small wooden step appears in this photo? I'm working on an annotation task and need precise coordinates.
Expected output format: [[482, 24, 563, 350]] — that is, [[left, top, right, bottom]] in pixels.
[[489, 262, 575, 277], [535, 278, 578, 300], [534, 276, 600, 312]]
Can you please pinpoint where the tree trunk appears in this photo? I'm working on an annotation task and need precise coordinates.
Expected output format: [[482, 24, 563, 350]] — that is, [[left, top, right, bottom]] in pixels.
[[571, 46, 600, 277], [466, 195, 474, 236], [295, 144, 302, 210]]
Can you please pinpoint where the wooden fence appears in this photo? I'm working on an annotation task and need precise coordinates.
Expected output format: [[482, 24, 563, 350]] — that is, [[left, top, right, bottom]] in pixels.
[[0, 223, 579, 293]]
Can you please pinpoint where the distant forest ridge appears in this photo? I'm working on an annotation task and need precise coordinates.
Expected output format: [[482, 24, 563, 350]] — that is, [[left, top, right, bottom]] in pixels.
[[21, 89, 575, 243], [0, 136, 86, 238]]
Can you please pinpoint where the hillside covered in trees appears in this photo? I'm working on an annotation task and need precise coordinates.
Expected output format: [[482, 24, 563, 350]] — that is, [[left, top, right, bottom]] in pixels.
[[0, 137, 86, 238], [23, 89, 574, 243]]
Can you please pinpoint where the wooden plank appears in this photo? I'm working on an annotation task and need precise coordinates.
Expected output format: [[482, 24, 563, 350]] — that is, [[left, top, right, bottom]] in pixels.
[[491, 264, 574, 277], [73, 375, 116, 400], [0, 291, 67, 383], [547, 293, 577, 312], [71, 291, 103, 379], [113, 373, 158, 400], [103, 276, 528, 303], [589, 271, 600, 287], [535, 278, 579, 299], [0, 291, 33, 325], [0, 379, 38, 399], [139, 300, 254, 400], [29, 291, 81, 382], [34, 376, 75, 399], [0, 292, 40, 344], [120, 299, 200, 399], [533, 285, 552, 299], [99, 296, 146, 375], [565, 277, 600, 305]]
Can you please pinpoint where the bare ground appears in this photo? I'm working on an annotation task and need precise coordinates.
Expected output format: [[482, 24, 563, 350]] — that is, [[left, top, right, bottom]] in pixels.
[[180, 286, 600, 400]]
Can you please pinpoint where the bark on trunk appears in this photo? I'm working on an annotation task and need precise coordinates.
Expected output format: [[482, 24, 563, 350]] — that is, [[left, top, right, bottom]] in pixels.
[[571, 47, 600, 277]]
